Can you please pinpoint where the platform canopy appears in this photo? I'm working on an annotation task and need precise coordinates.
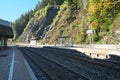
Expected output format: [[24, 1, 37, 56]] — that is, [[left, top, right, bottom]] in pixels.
[[0, 19, 13, 38]]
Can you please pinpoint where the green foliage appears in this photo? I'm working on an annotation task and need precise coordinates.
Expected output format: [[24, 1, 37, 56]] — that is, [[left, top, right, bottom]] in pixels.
[[93, 33, 99, 42], [12, 0, 120, 44], [76, 29, 86, 44], [22, 4, 51, 38], [67, 0, 72, 6], [13, 3, 51, 41], [35, 4, 51, 18], [52, 1, 67, 27], [67, 0, 83, 10], [113, 12, 120, 29], [47, 0, 89, 44], [11, 10, 34, 40], [88, 0, 120, 43], [35, 0, 64, 11], [89, 0, 116, 30]]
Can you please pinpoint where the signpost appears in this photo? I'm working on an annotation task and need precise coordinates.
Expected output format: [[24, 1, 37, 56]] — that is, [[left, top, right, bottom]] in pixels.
[[86, 29, 94, 34], [86, 29, 94, 48]]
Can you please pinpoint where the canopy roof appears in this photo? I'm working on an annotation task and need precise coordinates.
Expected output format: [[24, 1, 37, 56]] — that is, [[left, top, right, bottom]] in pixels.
[[0, 24, 13, 38]]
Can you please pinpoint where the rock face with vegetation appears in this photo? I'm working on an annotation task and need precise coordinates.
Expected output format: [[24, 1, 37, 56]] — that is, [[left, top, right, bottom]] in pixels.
[[46, 0, 89, 44], [19, 5, 59, 42], [12, 0, 120, 44]]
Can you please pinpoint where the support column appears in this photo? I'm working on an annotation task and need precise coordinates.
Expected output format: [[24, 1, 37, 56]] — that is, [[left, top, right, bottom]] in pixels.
[[4, 38, 7, 48], [1, 36, 4, 50], [0, 37, 1, 49]]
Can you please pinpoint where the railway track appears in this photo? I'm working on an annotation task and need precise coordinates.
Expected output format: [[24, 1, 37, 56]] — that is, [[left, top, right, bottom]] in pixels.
[[18, 46, 120, 80], [42, 47, 120, 70], [19, 47, 90, 80], [28, 47, 120, 79], [19, 47, 52, 80]]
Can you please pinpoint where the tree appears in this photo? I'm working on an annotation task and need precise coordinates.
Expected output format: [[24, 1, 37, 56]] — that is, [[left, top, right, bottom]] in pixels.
[[88, 0, 120, 42], [67, 0, 83, 10], [11, 10, 34, 39], [89, 0, 117, 31], [67, 0, 73, 6], [35, 0, 64, 11]]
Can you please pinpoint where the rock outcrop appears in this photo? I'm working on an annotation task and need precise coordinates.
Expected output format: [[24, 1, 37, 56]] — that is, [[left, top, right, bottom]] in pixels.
[[19, 6, 59, 42]]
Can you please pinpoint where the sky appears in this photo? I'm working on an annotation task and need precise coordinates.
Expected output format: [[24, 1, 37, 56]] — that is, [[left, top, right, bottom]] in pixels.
[[0, 0, 41, 22]]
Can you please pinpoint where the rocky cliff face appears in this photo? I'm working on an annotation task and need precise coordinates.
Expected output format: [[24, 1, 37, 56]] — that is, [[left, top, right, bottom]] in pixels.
[[19, 0, 90, 43], [19, 6, 59, 42], [36, 6, 59, 38], [44, 1, 89, 44], [18, 0, 120, 44]]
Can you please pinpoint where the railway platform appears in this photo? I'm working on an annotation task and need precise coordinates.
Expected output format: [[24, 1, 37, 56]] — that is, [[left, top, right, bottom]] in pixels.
[[0, 46, 37, 80]]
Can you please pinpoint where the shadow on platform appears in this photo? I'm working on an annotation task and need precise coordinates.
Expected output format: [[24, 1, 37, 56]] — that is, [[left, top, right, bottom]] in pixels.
[[0, 47, 10, 57]]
